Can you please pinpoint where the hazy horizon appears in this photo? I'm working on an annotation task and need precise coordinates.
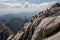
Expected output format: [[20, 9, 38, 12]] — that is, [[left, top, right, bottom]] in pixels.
[[0, 0, 60, 16]]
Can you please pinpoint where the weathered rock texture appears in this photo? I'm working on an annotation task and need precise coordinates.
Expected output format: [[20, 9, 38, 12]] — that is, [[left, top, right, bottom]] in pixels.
[[0, 23, 13, 40], [7, 2, 60, 40]]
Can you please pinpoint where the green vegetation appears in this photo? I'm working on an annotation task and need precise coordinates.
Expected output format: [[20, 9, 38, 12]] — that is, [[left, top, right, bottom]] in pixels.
[[5, 18, 28, 34]]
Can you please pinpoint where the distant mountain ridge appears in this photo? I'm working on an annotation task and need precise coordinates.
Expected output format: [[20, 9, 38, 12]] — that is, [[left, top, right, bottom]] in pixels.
[[0, 2, 60, 40], [0, 12, 38, 34]]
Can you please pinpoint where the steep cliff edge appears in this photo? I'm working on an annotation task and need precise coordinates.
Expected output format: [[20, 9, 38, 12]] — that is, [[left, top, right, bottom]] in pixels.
[[0, 23, 13, 40], [7, 2, 60, 40]]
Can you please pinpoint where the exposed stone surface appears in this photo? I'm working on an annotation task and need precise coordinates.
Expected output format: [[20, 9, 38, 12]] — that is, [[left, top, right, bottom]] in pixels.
[[0, 23, 13, 40], [7, 3, 60, 40], [45, 32, 60, 40]]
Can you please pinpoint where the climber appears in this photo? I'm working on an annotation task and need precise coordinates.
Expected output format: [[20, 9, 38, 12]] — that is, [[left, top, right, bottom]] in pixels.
[[38, 11, 43, 15], [44, 10, 49, 17], [30, 19, 33, 23], [35, 15, 38, 18]]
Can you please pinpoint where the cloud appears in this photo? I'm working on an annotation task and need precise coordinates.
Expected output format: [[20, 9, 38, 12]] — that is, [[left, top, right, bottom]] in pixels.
[[0, 1, 57, 13]]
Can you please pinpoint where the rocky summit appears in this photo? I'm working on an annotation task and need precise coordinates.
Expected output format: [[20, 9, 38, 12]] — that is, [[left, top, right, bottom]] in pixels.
[[1, 2, 60, 40]]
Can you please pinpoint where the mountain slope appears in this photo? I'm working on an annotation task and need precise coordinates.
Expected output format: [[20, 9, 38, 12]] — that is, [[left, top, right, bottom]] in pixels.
[[5, 18, 28, 34], [0, 23, 13, 40], [7, 2, 60, 40]]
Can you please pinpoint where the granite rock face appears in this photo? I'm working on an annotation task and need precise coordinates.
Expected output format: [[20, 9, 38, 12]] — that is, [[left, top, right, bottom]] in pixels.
[[0, 23, 13, 40], [7, 3, 60, 40]]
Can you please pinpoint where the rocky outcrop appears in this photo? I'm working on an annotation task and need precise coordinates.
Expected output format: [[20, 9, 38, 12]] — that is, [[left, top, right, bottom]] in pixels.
[[32, 16, 60, 40], [0, 23, 13, 40], [45, 31, 60, 40], [7, 2, 60, 40]]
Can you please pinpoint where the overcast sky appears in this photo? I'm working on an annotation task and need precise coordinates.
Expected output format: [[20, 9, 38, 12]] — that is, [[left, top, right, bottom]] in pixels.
[[0, 0, 60, 4], [0, 0, 59, 15]]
